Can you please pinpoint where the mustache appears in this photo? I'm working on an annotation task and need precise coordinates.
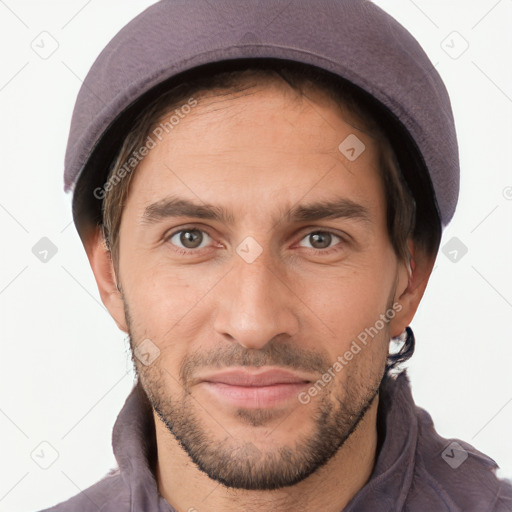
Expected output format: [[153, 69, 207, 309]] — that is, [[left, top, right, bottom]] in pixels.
[[179, 338, 331, 386]]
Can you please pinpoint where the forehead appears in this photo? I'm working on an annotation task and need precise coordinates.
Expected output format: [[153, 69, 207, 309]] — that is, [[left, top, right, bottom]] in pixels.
[[125, 80, 384, 222], [157, 76, 371, 153]]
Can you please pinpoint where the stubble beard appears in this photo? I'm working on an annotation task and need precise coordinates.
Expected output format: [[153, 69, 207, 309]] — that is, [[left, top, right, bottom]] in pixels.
[[128, 336, 384, 490]]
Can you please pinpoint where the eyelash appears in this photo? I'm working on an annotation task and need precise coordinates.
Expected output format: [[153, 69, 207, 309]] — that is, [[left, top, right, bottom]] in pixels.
[[164, 226, 345, 256]]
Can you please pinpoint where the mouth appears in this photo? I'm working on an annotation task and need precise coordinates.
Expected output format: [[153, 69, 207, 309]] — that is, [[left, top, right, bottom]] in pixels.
[[196, 367, 313, 409]]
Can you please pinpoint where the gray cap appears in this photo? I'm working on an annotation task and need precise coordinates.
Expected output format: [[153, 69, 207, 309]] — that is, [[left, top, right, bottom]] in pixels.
[[64, 0, 459, 237]]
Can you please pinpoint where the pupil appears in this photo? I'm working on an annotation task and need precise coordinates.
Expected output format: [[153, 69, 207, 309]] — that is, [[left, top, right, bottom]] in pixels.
[[311, 232, 330, 249], [181, 230, 202, 248]]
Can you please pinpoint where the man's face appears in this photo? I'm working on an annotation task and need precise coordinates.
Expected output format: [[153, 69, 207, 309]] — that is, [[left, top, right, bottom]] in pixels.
[[115, 79, 408, 490]]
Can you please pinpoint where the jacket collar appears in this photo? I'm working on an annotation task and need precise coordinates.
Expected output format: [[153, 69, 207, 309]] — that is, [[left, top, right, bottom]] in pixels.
[[344, 371, 418, 511], [112, 380, 176, 511]]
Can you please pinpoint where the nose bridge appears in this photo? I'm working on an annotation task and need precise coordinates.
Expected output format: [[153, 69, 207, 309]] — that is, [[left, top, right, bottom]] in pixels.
[[213, 246, 298, 349]]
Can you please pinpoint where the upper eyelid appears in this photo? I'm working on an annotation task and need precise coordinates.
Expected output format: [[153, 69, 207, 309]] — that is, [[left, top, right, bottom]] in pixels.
[[165, 224, 213, 238]]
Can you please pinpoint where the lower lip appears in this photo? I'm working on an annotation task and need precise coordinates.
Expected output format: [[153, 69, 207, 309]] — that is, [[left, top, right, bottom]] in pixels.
[[200, 382, 309, 408]]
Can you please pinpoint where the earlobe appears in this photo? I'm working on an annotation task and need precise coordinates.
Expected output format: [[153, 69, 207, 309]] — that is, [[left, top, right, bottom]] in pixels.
[[389, 242, 435, 338], [84, 227, 128, 333]]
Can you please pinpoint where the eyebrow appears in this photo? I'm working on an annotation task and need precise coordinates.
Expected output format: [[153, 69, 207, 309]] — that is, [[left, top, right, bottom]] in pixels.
[[141, 195, 371, 226]]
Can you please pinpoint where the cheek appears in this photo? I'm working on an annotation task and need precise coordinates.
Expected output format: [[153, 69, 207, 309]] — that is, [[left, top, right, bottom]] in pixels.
[[122, 257, 226, 346], [304, 262, 395, 325]]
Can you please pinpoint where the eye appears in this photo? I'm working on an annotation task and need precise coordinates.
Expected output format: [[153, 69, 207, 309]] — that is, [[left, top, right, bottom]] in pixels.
[[298, 231, 342, 251], [167, 228, 212, 251]]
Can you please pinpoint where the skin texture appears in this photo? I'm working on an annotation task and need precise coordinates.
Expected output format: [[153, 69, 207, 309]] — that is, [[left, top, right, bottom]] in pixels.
[[87, 76, 434, 511]]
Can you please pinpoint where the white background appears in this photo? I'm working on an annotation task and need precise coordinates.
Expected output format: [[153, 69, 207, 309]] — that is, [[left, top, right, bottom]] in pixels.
[[0, 1, 511, 510]]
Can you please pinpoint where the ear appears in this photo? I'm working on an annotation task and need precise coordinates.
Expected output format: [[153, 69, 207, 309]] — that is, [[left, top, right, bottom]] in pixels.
[[84, 227, 128, 333], [389, 240, 436, 338]]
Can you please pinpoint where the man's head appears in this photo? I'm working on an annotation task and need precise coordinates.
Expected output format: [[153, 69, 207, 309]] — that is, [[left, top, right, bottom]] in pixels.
[[85, 61, 437, 490], [63, 0, 459, 495]]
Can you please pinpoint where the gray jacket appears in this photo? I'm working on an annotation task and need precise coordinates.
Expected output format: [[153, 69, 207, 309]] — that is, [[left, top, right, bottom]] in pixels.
[[40, 371, 512, 511]]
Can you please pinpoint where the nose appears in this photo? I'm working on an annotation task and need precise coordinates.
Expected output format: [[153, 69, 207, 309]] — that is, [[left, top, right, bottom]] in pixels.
[[213, 251, 299, 350]]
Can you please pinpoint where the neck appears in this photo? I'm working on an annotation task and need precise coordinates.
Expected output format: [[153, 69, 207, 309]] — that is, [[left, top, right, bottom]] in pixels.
[[154, 395, 380, 512]]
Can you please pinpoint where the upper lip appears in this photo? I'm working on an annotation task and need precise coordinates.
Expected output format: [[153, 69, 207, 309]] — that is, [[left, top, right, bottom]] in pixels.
[[197, 368, 313, 387]]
